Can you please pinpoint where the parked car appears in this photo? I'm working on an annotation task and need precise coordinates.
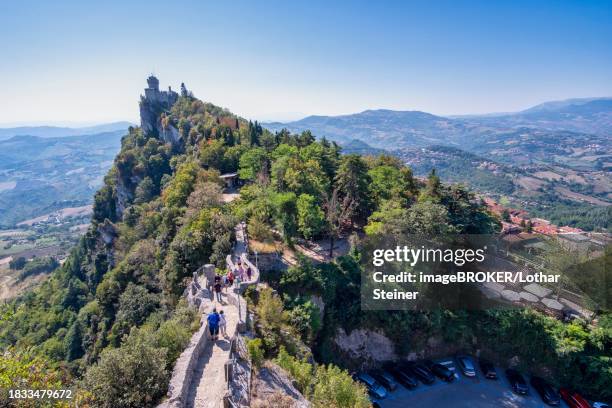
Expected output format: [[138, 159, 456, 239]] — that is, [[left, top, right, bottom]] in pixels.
[[479, 360, 497, 379], [387, 366, 418, 389], [456, 355, 476, 377], [371, 370, 398, 391], [559, 388, 591, 408], [403, 362, 435, 385], [354, 373, 387, 399], [424, 360, 455, 382], [505, 369, 529, 395], [530, 376, 560, 405]]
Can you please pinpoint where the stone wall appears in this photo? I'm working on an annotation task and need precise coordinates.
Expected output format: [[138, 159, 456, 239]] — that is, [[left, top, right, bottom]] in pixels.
[[159, 312, 211, 408], [225, 335, 252, 408], [159, 224, 260, 408]]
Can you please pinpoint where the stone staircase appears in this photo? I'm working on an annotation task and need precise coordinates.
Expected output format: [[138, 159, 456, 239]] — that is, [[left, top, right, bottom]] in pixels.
[[159, 222, 259, 408]]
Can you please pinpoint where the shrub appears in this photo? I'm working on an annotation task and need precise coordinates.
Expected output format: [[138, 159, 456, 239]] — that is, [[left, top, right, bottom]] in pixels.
[[82, 329, 169, 408], [248, 338, 264, 368]]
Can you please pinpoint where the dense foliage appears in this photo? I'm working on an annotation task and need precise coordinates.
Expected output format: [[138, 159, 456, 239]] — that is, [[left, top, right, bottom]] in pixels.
[[1, 87, 609, 407], [0, 94, 245, 407]]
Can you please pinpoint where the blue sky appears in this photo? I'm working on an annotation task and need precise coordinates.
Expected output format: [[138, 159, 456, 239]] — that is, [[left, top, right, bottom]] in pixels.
[[0, 0, 611, 125]]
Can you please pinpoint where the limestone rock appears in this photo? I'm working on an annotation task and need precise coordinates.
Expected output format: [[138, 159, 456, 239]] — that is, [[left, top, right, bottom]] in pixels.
[[334, 328, 397, 363], [251, 362, 310, 408]]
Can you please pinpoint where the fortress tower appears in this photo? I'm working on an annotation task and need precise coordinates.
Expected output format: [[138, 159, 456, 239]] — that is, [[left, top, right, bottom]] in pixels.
[[139, 75, 179, 140]]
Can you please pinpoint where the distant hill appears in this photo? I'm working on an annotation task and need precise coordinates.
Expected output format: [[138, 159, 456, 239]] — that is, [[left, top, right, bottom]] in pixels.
[[0, 130, 124, 226], [339, 139, 387, 156], [265, 97, 612, 148], [0, 121, 134, 141], [463, 97, 612, 136], [265, 109, 473, 148]]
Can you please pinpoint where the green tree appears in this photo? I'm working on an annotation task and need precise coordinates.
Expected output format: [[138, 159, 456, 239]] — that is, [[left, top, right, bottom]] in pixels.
[[238, 147, 268, 181], [82, 329, 169, 408], [134, 177, 156, 204], [272, 192, 298, 242], [297, 194, 326, 239], [334, 155, 371, 226], [64, 320, 84, 361]]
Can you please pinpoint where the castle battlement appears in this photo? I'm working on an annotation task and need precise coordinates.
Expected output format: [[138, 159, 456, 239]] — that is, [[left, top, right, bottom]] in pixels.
[[142, 75, 178, 107], [139, 75, 180, 142]]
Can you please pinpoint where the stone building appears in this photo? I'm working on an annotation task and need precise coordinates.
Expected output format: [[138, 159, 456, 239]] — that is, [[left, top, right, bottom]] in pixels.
[[139, 75, 180, 142]]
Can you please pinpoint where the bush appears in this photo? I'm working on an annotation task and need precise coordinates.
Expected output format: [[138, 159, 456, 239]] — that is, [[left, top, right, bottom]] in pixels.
[[274, 346, 369, 408], [16, 257, 59, 281], [82, 329, 169, 408], [311, 364, 370, 408], [275, 346, 313, 394], [248, 338, 264, 368], [9, 256, 26, 270], [0, 349, 69, 407]]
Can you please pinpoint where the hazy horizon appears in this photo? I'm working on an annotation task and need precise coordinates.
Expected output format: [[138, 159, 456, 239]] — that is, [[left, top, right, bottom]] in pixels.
[[2, 94, 611, 128]]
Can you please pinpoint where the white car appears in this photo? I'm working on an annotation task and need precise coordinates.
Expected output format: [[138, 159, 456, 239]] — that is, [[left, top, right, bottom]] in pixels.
[[456, 355, 476, 377]]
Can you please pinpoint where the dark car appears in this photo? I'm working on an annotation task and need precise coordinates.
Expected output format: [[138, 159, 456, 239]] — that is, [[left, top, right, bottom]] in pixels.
[[354, 373, 387, 399], [505, 369, 529, 395], [387, 366, 418, 389], [530, 377, 560, 406], [559, 388, 591, 408], [370, 370, 398, 391], [456, 355, 477, 377], [424, 360, 455, 382], [403, 362, 435, 385], [479, 360, 497, 379]]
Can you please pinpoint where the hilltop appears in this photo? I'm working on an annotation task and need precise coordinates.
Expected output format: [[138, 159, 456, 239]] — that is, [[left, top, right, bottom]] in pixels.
[[0, 78, 609, 408]]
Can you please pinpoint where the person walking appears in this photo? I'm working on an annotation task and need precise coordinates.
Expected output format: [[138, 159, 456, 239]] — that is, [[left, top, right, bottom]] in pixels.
[[227, 269, 235, 287], [236, 260, 244, 280], [214, 279, 222, 302], [207, 308, 220, 341], [219, 310, 227, 337], [204, 265, 216, 299], [246, 265, 252, 281]]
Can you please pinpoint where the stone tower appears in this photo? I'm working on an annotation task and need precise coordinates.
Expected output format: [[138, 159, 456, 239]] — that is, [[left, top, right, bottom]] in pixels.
[[139, 75, 179, 142], [147, 75, 160, 90]]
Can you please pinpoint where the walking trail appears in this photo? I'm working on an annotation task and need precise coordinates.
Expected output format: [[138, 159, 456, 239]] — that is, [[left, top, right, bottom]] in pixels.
[[184, 223, 250, 408]]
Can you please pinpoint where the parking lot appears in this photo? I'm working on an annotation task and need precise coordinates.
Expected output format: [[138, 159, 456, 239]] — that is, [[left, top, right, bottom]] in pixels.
[[376, 359, 571, 408]]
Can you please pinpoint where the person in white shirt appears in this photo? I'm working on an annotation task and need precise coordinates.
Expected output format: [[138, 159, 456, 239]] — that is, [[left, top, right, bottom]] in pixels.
[[219, 310, 227, 337]]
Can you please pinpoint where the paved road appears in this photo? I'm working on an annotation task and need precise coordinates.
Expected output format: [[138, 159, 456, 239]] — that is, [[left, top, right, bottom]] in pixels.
[[378, 367, 569, 408]]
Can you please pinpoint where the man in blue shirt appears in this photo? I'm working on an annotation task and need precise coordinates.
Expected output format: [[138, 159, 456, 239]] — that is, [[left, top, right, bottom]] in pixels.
[[207, 308, 220, 341]]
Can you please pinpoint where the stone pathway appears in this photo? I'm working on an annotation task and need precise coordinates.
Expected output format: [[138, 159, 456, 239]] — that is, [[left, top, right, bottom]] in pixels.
[[184, 222, 250, 408], [185, 291, 239, 408]]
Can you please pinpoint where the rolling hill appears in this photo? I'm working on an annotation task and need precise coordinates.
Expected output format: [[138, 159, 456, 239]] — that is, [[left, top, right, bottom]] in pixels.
[[0, 130, 124, 226], [0, 121, 133, 141]]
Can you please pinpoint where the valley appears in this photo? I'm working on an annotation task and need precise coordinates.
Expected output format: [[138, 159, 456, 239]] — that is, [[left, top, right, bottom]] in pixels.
[[0, 125, 128, 227]]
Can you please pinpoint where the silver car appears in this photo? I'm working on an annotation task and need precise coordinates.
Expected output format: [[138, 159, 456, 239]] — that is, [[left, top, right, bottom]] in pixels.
[[456, 355, 476, 377]]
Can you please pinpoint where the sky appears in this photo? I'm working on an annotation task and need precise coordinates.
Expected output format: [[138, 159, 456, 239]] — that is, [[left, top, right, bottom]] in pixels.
[[0, 0, 611, 125]]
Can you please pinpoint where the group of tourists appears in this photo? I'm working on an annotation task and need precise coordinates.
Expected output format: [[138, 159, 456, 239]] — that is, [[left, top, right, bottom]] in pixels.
[[206, 308, 227, 341], [209, 259, 253, 303], [206, 257, 253, 340]]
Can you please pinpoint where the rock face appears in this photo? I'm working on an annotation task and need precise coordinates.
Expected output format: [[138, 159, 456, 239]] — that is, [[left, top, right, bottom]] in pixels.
[[251, 362, 310, 408], [139, 75, 180, 143], [334, 328, 397, 365]]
